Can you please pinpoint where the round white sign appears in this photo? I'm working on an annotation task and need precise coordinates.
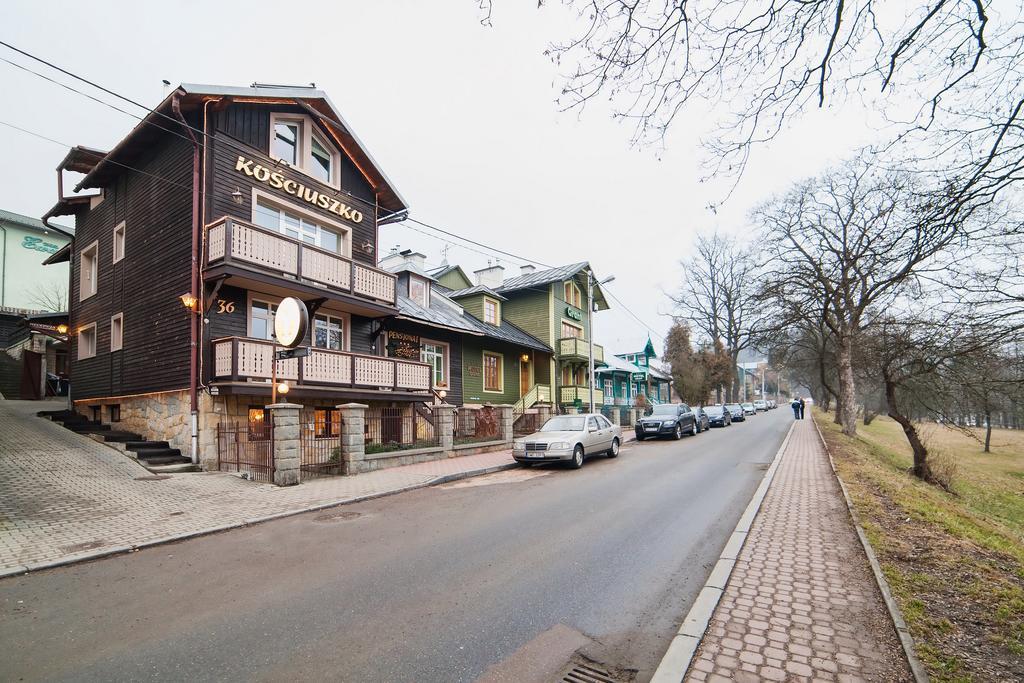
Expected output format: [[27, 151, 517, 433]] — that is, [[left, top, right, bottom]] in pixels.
[[274, 297, 308, 348]]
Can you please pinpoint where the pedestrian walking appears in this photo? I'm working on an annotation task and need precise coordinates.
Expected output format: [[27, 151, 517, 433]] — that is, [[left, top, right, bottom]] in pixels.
[[791, 397, 801, 420], [799, 397, 806, 419]]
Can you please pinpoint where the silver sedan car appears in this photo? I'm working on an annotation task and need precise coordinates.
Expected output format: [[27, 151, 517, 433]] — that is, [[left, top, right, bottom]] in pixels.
[[513, 413, 623, 469]]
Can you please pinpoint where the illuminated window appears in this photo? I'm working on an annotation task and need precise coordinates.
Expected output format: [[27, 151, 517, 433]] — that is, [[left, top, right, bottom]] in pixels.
[[314, 408, 339, 438], [248, 406, 271, 440], [483, 352, 503, 392], [483, 297, 500, 325]]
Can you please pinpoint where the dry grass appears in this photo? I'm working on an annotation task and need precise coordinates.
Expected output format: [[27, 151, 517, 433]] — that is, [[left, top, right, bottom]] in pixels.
[[816, 411, 1024, 682]]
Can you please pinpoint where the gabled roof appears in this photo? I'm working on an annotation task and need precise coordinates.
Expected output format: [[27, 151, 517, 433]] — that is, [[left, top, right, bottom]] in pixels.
[[75, 83, 409, 214], [494, 261, 610, 310], [445, 284, 507, 301]]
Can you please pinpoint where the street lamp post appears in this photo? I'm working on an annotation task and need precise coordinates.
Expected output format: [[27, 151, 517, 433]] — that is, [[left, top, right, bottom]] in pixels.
[[588, 272, 615, 413]]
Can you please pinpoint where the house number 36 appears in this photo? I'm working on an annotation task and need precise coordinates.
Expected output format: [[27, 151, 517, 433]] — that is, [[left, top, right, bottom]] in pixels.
[[216, 300, 236, 314]]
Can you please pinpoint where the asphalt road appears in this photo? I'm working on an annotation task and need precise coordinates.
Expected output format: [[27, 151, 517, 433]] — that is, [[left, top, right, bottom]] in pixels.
[[0, 409, 792, 683]]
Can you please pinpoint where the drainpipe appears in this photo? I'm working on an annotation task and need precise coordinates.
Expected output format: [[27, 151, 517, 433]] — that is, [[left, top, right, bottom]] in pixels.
[[0, 223, 6, 307], [173, 94, 201, 465]]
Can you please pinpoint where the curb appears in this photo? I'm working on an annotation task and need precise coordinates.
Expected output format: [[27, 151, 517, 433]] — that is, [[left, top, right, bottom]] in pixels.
[[812, 417, 929, 683], [649, 420, 796, 683], [0, 461, 521, 581]]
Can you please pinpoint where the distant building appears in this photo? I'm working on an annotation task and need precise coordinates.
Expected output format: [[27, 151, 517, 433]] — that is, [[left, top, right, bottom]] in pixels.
[[0, 208, 73, 312]]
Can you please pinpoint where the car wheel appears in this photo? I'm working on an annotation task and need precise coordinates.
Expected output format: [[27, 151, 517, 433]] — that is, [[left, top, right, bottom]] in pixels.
[[636, 434, 645, 441], [569, 444, 584, 469], [608, 438, 620, 458], [673, 424, 683, 440], [691, 421, 698, 436]]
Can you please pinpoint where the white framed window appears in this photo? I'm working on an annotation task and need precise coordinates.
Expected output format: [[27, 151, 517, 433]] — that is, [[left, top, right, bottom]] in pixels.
[[269, 113, 340, 187], [421, 339, 449, 388], [250, 299, 278, 340], [110, 313, 123, 352], [313, 313, 348, 351], [561, 320, 584, 339], [252, 193, 349, 255], [483, 297, 500, 325], [78, 323, 97, 360], [79, 240, 99, 301], [112, 221, 125, 263], [408, 275, 429, 307], [483, 351, 503, 393], [564, 280, 582, 308]]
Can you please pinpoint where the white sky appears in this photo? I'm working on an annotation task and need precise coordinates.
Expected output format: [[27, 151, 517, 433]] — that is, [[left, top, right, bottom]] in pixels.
[[1, 1, 879, 355]]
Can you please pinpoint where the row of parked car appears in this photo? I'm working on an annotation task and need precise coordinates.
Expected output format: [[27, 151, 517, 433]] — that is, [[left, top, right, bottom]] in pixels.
[[511, 399, 780, 468], [635, 398, 778, 440]]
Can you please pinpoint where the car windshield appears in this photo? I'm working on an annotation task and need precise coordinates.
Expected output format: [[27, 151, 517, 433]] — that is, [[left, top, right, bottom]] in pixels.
[[726, 404, 740, 409], [541, 416, 585, 431], [650, 405, 678, 416], [742, 403, 754, 408], [705, 406, 724, 416]]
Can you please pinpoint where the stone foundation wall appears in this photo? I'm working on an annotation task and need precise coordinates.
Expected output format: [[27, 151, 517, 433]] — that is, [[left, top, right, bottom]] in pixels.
[[75, 390, 192, 455]]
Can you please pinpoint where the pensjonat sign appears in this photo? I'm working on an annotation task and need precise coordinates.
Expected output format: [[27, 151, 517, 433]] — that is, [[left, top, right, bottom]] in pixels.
[[234, 155, 365, 223]]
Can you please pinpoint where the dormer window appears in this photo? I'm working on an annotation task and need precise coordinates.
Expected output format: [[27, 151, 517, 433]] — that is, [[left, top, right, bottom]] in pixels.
[[564, 280, 582, 309], [409, 275, 429, 307], [270, 113, 339, 187], [483, 297, 500, 325]]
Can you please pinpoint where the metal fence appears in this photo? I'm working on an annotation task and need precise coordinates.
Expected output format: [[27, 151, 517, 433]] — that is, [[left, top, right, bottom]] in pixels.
[[216, 421, 274, 483], [365, 406, 439, 454], [300, 409, 343, 479], [456, 406, 501, 444]]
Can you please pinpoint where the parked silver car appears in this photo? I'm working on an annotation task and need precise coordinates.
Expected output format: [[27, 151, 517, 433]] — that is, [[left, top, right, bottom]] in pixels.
[[513, 413, 623, 469]]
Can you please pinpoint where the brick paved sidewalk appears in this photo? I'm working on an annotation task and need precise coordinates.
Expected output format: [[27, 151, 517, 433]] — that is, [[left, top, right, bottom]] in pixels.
[[685, 419, 911, 682], [0, 399, 526, 576]]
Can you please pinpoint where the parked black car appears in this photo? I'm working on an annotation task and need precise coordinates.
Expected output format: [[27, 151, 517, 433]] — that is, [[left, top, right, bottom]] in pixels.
[[635, 403, 697, 440], [703, 404, 732, 427], [693, 407, 711, 433], [725, 403, 746, 422]]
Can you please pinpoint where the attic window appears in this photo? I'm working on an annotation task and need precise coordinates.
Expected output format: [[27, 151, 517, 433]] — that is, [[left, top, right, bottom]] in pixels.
[[564, 280, 582, 309], [409, 275, 429, 307], [269, 113, 340, 187], [483, 297, 500, 325]]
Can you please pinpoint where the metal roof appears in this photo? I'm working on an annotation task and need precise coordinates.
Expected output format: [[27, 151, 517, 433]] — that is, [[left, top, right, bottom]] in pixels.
[[0, 208, 74, 237], [495, 261, 589, 293], [445, 284, 507, 301]]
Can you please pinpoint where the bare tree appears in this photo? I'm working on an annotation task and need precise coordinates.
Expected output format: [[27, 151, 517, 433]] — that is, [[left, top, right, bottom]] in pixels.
[[671, 232, 767, 400], [25, 282, 67, 312]]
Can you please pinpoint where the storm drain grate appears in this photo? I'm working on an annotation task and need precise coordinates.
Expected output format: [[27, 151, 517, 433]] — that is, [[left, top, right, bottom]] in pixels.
[[561, 662, 620, 683]]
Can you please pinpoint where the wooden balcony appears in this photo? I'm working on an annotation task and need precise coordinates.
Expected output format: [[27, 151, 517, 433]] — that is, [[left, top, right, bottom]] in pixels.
[[206, 217, 396, 306], [212, 337, 432, 393], [559, 385, 604, 405], [557, 337, 604, 363]]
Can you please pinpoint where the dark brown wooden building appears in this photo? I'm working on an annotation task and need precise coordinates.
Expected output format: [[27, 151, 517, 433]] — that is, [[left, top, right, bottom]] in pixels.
[[44, 83, 433, 468]]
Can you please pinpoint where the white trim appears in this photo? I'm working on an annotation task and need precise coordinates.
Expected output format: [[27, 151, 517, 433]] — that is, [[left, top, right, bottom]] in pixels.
[[312, 310, 352, 352], [482, 350, 504, 393], [483, 296, 501, 326], [560, 319, 584, 339], [409, 274, 430, 308], [563, 280, 582, 309], [112, 221, 125, 264], [77, 322, 97, 360], [420, 338, 450, 389], [79, 240, 99, 301], [251, 187, 352, 257], [109, 313, 124, 352], [247, 293, 278, 340], [269, 112, 341, 188]]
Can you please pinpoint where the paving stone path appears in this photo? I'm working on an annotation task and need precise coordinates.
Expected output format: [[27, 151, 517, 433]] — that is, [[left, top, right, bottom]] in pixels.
[[685, 419, 911, 683], [0, 399, 520, 576]]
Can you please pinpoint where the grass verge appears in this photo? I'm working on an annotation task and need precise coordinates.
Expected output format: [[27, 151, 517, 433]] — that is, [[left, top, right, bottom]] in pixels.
[[814, 410, 1024, 682]]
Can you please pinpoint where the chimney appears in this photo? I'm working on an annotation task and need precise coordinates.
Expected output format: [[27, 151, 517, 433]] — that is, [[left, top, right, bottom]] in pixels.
[[474, 262, 506, 289], [520, 264, 536, 276], [377, 247, 427, 273], [403, 250, 427, 270]]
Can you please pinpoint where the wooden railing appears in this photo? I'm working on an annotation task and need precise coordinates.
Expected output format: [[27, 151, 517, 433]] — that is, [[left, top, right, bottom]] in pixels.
[[559, 385, 604, 405], [211, 337, 431, 392], [512, 384, 552, 419], [557, 337, 604, 363], [206, 217, 397, 305]]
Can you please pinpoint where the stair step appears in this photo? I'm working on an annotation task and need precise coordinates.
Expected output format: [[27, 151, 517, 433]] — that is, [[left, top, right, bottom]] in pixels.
[[102, 431, 144, 442], [136, 454, 191, 466], [132, 447, 184, 460], [146, 462, 200, 474], [67, 423, 111, 433], [124, 440, 168, 450]]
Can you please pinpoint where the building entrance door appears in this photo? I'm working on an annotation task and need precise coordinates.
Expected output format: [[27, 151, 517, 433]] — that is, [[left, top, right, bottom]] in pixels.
[[520, 359, 530, 396]]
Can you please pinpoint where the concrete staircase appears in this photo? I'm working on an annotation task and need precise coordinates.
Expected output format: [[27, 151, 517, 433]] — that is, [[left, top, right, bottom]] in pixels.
[[37, 409, 199, 473]]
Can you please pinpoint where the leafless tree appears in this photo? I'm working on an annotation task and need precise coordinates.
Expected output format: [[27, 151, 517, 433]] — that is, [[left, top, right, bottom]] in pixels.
[[671, 232, 769, 400], [25, 282, 67, 312]]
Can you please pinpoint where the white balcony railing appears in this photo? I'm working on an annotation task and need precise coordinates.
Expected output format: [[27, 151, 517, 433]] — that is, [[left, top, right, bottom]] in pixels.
[[212, 337, 431, 392], [206, 217, 396, 306], [557, 337, 604, 362]]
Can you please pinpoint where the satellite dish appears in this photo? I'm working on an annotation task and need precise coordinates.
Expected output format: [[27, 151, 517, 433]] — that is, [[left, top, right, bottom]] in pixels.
[[274, 297, 308, 348]]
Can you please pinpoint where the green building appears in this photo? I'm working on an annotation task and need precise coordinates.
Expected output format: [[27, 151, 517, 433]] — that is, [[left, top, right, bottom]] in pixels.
[[437, 261, 610, 412], [0, 208, 73, 312]]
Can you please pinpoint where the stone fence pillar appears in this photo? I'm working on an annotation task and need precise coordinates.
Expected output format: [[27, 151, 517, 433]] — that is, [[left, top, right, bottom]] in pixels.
[[268, 403, 301, 486], [338, 403, 367, 475], [435, 403, 456, 452], [536, 403, 552, 427], [495, 405, 514, 446]]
